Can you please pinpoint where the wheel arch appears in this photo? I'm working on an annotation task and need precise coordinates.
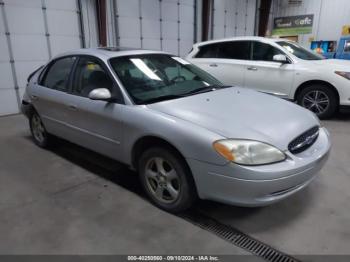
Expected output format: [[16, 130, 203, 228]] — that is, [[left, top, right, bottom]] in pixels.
[[131, 136, 189, 171], [22, 101, 38, 118], [131, 136, 199, 196], [294, 80, 340, 103], [133, 135, 199, 211]]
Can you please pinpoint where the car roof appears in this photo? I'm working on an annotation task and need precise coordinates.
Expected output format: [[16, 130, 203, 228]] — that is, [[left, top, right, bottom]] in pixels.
[[193, 36, 287, 47], [53, 47, 172, 61]]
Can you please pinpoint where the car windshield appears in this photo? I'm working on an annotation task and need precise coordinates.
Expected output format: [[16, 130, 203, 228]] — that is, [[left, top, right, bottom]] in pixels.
[[276, 41, 324, 60], [109, 54, 224, 104]]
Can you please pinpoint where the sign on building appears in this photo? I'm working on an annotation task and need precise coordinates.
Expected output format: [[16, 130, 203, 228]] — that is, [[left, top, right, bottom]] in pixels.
[[272, 14, 314, 36], [342, 25, 350, 36]]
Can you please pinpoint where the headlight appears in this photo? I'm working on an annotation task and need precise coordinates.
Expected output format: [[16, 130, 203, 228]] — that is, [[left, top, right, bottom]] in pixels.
[[335, 71, 350, 80], [213, 139, 286, 166]]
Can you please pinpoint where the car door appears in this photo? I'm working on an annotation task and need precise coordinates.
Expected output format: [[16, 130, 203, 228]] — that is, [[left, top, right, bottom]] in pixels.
[[31, 56, 78, 139], [66, 56, 124, 160], [244, 41, 295, 98], [188, 41, 251, 87]]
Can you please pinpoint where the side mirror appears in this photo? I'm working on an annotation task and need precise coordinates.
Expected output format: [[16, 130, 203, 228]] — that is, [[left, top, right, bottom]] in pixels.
[[273, 54, 289, 64], [88, 88, 112, 101]]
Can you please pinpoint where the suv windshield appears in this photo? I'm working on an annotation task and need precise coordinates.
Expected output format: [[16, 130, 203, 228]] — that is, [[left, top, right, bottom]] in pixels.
[[276, 41, 324, 60], [109, 54, 224, 104]]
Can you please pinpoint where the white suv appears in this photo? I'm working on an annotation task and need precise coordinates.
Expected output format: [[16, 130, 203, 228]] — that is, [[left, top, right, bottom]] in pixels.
[[187, 36, 350, 119]]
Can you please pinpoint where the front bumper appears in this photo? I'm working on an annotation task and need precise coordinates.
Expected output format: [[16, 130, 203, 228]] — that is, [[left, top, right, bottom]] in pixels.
[[187, 127, 331, 206]]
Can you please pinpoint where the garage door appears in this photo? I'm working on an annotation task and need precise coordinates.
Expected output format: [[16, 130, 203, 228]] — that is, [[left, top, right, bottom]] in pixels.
[[0, 0, 83, 116], [212, 0, 256, 39], [115, 0, 196, 57]]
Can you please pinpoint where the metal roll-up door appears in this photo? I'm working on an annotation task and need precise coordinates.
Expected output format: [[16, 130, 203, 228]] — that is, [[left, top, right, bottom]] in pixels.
[[45, 0, 82, 55], [0, 1, 19, 115], [0, 0, 83, 116], [213, 0, 256, 39], [114, 0, 195, 57]]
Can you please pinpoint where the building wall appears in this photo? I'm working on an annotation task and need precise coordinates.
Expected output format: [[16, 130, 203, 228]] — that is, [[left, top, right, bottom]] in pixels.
[[272, 0, 350, 47], [212, 0, 256, 39], [0, 0, 83, 115], [112, 0, 196, 57]]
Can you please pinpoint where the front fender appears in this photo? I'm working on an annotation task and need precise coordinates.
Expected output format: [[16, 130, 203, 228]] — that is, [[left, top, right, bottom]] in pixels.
[[119, 105, 228, 166]]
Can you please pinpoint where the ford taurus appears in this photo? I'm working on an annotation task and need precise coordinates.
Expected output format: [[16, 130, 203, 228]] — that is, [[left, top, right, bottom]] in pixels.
[[22, 47, 331, 212]]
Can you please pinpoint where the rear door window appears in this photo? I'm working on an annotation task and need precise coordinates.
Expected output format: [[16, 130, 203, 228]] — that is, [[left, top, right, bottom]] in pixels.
[[217, 41, 251, 60], [42, 57, 76, 92]]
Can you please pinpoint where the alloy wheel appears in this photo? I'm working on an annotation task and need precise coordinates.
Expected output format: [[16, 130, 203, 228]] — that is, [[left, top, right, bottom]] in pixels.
[[31, 114, 45, 143], [302, 90, 330, 115], [145, 157, 181, 204]]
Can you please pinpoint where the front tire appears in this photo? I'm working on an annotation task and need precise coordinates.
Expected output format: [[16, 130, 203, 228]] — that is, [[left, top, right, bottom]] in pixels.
[[30, 112, 50, 148], [138, 147, 197, 213], [297, 84, 338, 119]]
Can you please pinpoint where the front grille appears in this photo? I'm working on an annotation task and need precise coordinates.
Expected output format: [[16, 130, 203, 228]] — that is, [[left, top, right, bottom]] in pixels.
[[288, 126, 319, 154]]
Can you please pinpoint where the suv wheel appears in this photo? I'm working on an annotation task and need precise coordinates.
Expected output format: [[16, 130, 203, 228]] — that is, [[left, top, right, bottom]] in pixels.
[[30, 112, 50, 148], [138, 147, 197, 213], [297, 84, 338, 119]]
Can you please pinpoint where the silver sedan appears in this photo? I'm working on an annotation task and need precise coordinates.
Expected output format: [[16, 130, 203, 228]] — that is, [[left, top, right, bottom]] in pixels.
[[22, 48, 331, 213]]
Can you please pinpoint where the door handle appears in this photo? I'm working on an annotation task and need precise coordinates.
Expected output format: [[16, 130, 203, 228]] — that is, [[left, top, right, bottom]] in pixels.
[[31, 95, 39, 101], [247, 66, 258, 71], [209, 63, 218, 67], [68, 104, 78, 111]]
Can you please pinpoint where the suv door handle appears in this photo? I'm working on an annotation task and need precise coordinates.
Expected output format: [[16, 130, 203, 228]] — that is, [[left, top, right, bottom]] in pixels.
[[209, 63, 218, 67], [68, 104, 78, 111], [247, 66, 258, 71]]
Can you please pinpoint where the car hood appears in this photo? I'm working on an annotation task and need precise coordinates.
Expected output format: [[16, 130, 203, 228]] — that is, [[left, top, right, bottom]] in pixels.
[[147, 87, 319, 151], [310, 59, 350, 70]]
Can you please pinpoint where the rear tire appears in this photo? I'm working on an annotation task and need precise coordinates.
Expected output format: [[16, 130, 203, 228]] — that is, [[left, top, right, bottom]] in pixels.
[[297, 84, 338, 119], [138, 147, 197, 213], [29, 112, 51, 148]]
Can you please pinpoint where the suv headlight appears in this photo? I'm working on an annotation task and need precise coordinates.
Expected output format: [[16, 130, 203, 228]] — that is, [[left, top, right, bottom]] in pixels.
[[213, 139, 286, 166], [335, 71, 350, 80]]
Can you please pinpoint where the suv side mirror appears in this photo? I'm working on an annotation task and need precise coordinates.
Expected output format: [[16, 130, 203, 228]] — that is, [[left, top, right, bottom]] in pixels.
[[273, 54, 289, 64], [88, 88, 112, 101]]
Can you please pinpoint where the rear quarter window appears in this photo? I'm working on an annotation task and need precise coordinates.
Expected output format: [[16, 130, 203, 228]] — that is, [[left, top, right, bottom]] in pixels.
[[27, 66, 44, 83]]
